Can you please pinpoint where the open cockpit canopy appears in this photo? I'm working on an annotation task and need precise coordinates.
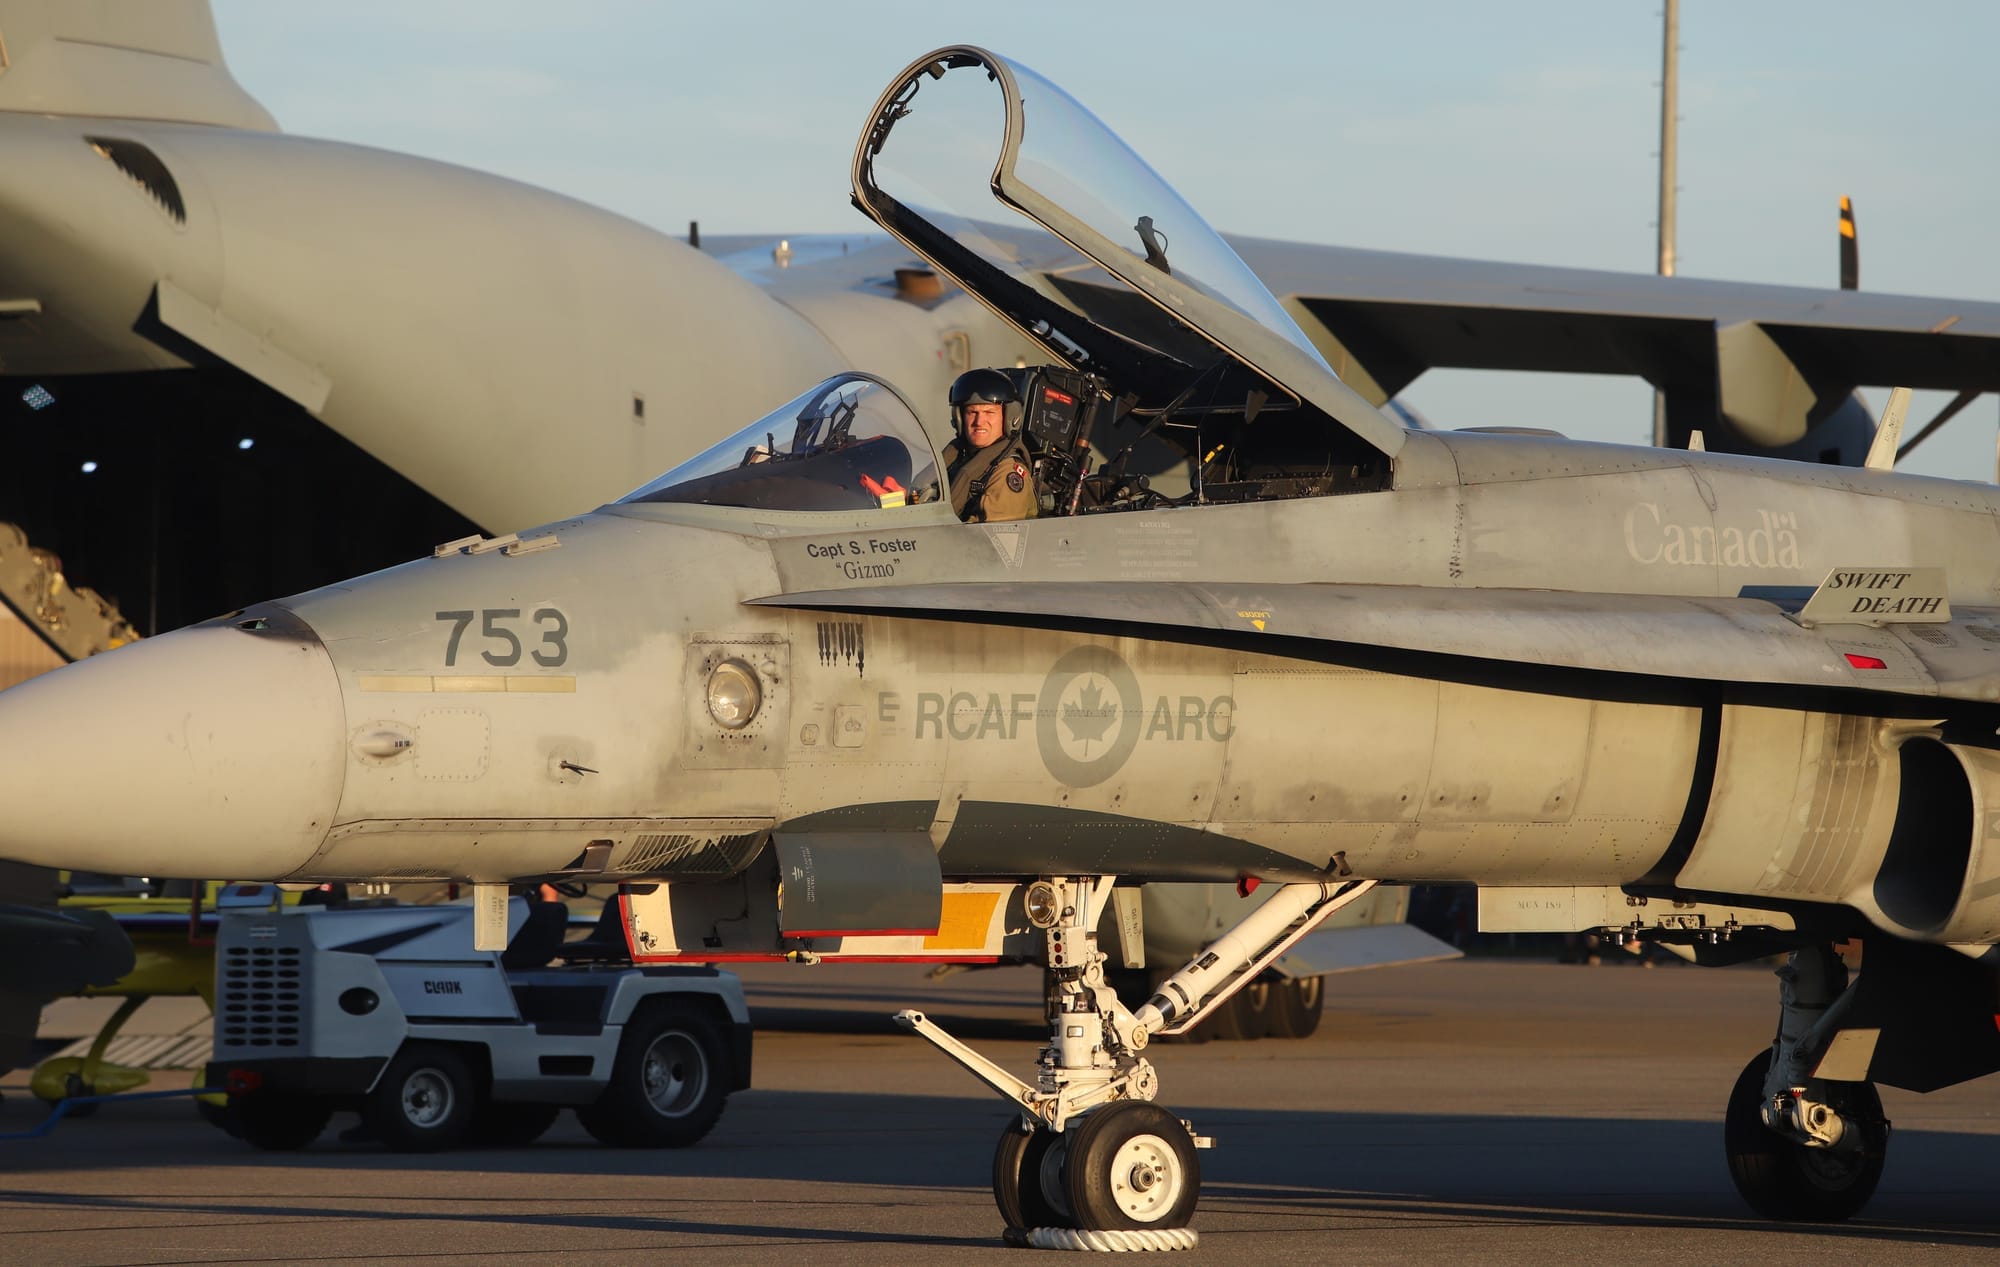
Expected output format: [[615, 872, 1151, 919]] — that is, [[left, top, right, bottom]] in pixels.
[[620, 373, 941, 513], [852, 46, 1404, 472]]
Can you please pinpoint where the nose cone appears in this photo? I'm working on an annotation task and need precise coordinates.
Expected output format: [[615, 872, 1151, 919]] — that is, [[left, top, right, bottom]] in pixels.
[[0, 609, 344, 878]]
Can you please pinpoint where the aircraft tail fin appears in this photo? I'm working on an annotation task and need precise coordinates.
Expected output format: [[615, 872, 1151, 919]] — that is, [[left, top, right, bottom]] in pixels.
[[0, 0, 275, 130]]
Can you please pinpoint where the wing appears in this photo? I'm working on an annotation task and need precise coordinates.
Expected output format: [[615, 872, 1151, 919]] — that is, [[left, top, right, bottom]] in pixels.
[[751, 580, 2000, 704], [1227, 235, 2000, 454]]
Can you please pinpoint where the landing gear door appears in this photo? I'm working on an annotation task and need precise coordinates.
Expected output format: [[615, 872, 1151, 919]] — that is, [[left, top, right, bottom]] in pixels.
[[772, 831, 942, 937]]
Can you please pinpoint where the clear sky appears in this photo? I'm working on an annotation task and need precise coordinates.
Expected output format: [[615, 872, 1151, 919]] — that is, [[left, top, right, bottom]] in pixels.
[[210, 1, 2000, 478]]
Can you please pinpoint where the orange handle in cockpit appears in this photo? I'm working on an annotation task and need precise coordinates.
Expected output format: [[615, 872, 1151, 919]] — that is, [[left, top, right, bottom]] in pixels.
[[860, 474, 907, 508]]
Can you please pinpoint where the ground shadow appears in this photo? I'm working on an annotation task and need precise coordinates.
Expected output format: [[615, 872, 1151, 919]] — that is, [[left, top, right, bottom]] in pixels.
[[4, 1092, 1997, 1250]]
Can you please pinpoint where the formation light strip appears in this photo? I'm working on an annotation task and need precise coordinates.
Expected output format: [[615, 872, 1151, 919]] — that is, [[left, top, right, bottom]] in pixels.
[[357, 674, 576, 693]]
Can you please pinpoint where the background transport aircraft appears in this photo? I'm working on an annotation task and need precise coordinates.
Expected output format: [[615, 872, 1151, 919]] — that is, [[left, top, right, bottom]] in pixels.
[[7, 36, 2000, 1239], [0, 3, 1998, 1078], [9, 3, 2000, 641]]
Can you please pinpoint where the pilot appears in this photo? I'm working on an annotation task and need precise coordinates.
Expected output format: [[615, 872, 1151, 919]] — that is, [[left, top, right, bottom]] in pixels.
[[942, 368, 1039, 523]]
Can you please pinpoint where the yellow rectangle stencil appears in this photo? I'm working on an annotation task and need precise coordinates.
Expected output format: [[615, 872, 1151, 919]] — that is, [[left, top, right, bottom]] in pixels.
[[358, 675, 576, 693], [923, 890, 1001, 950]]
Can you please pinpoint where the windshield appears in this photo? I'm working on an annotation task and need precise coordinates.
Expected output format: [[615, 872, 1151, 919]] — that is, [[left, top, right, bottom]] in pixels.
[[619, 373, 940, 512]]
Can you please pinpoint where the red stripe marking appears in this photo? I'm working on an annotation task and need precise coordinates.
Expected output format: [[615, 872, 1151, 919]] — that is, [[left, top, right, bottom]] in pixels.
[[782, 928, 940, 938], [630, 952, 1006, 965]]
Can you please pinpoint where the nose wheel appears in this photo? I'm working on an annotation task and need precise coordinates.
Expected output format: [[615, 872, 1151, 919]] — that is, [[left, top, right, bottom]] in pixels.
[[994, 1103, 1202, 1234], [1064, 1102, 1200, 1229]]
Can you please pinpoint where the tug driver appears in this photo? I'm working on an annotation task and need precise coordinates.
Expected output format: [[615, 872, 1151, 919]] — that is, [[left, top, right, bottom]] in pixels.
[[942, 369, 1039, 523]]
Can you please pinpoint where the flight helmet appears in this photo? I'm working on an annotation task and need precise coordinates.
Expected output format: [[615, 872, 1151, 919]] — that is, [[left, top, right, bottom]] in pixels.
[[948, 368, 1018, 436]]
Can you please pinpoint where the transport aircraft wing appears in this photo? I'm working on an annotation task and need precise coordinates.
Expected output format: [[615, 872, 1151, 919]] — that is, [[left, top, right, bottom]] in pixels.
[[1231, 234, 2000, 456]]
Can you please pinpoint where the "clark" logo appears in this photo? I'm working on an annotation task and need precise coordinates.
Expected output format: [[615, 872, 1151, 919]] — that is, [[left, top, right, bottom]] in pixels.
[[1623, 503, 1802, 569]]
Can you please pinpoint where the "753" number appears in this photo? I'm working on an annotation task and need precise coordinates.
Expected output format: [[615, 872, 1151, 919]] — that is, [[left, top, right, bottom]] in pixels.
[[437, 608, 569, 667]]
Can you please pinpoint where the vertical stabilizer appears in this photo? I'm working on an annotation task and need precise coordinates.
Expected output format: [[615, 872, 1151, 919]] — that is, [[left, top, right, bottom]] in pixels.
[[0, 0, 275, 130]]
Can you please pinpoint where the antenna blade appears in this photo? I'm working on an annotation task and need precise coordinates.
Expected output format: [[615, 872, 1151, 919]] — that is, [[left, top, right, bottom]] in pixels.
[[1864, 386, 1913, 470]]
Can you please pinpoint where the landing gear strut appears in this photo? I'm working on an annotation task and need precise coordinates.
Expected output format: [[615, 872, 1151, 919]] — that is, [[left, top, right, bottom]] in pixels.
[[1724, 943, 1889, 1220], [897, 874, 1375, 1243]]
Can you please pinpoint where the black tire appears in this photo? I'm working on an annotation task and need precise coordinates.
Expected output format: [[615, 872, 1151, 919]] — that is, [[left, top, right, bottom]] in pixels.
[[364, 1043, 478, 1153], [576, 1005, 728, 1148], [1206, 980, 1273, 1042], [993, 1120, 1072, 1229], [231, 1092, 333, 1151], [468, 1101, 562, 1148], [1267, 975, 1325, 1040], [1724, 1048, 1888, 1221], [1065, 1101, 1201, 1231]]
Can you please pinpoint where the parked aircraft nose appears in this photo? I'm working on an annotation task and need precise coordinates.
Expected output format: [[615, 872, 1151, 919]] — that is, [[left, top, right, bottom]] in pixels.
[[0, 608, 344, 878]]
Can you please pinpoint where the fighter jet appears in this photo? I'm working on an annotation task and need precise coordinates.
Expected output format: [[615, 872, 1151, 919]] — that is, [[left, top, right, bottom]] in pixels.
[[9, 38, 2000, 1241]]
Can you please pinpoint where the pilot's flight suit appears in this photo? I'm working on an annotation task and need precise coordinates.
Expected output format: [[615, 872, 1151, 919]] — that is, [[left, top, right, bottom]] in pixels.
[[944, 433, 1040, 522]]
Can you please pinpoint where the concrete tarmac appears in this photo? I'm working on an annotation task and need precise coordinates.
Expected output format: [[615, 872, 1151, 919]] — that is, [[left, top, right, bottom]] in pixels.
[[4, 958, 1998, 1264]]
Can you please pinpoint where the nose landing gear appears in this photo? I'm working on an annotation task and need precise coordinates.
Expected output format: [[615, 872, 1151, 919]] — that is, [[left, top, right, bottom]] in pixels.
[[897, 874, 1376, 1246]]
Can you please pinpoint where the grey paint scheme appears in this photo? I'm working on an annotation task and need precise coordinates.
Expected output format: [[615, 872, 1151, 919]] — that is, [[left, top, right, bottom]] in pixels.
[[2, 13, 1999, 1030], [7, 38, 2000, 962], [6, 412, 2000, 945], [754, 426, 2000, 702]]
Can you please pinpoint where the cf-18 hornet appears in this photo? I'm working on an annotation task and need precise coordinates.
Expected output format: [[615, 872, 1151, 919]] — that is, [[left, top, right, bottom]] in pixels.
[[3, 46, 1998, 1239]]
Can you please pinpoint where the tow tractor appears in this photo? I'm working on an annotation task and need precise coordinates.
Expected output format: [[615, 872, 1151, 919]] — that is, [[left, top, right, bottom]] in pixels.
[[202, 884, 751, 1151]]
